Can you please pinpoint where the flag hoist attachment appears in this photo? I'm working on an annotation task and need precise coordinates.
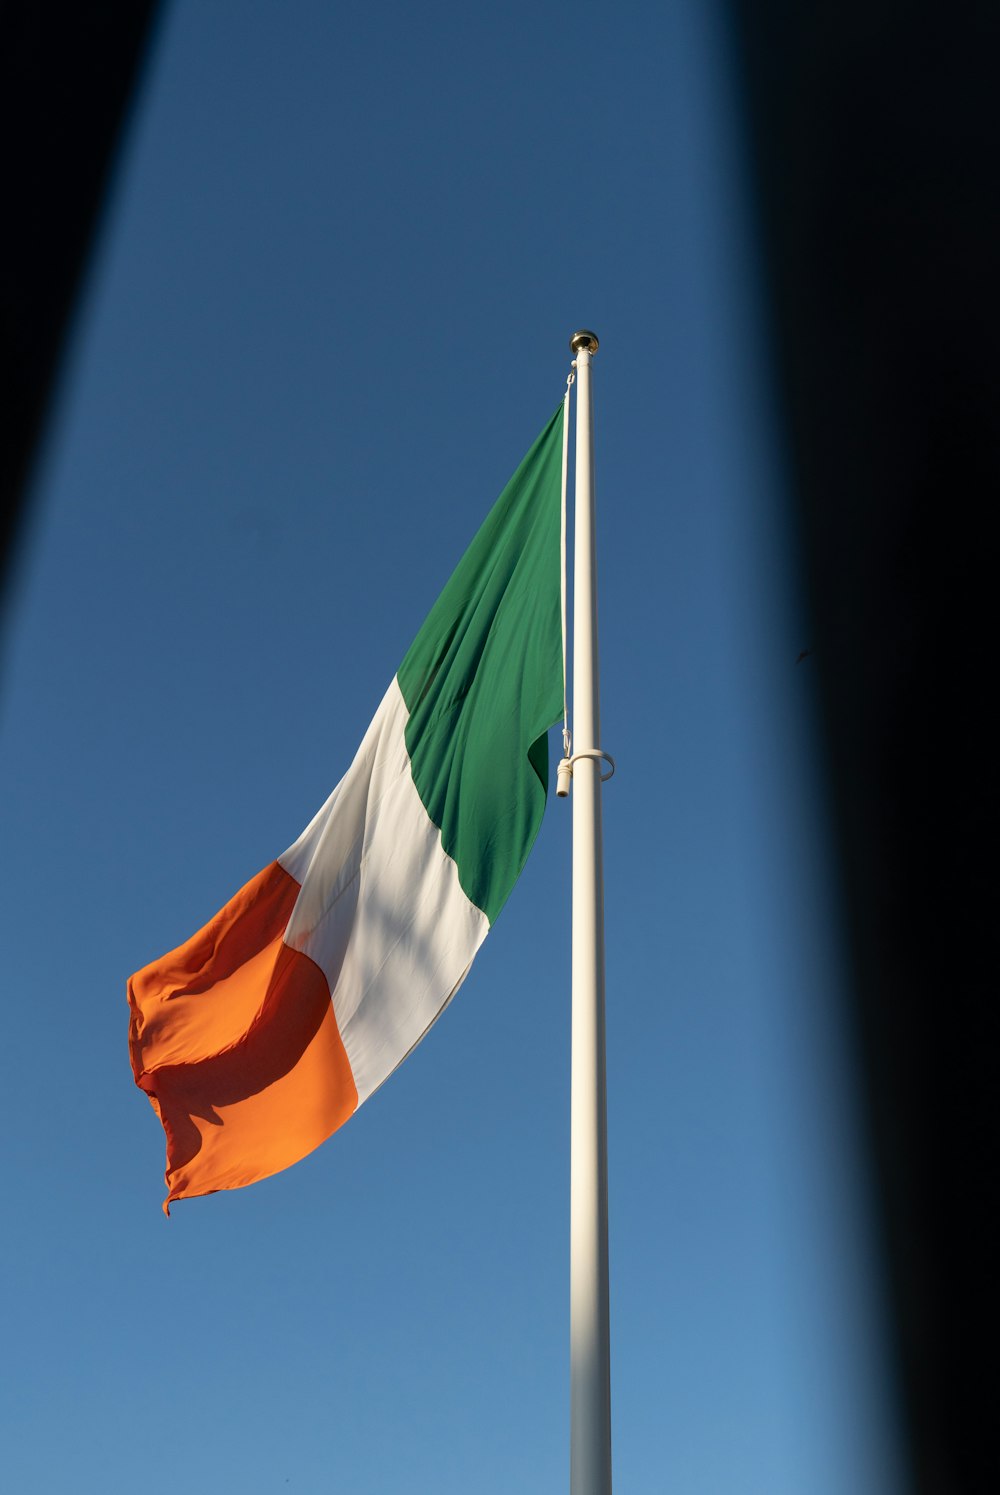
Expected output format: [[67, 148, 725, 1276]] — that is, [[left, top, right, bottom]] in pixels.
[[555, 339, 615, 801], [562, 328, 614, 1495], [560, 363, 574, 767], [557, 747, 616, 796]]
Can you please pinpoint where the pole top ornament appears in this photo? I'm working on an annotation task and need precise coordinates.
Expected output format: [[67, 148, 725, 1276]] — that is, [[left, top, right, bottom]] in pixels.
[[569, 329, 599, 355]]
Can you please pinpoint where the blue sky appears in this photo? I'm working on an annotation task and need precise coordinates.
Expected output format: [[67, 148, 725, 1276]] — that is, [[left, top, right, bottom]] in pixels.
[[1, 3, 907, 1491]]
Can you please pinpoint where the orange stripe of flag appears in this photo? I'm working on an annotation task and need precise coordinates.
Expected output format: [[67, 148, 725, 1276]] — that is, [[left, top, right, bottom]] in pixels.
[[129, 861, 358, 1211]]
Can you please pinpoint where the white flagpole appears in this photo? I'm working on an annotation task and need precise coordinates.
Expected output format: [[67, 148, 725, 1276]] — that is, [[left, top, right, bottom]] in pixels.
[[568, 329, 612, 1495]]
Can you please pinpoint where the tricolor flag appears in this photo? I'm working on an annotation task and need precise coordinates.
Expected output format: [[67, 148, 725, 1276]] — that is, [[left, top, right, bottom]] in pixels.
[[129, 406, 564, 1211]]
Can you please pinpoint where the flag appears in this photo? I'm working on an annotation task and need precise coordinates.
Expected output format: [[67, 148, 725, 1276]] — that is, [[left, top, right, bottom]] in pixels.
[[128, 405, 565, 1211]]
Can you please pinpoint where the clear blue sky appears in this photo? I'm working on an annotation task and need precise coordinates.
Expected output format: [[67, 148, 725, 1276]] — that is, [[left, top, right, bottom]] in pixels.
[[1, 2, 907, 1491]]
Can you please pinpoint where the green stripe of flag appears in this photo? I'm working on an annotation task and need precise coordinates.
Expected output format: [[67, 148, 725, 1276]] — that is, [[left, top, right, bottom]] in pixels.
[[397, 404, 565, 924]]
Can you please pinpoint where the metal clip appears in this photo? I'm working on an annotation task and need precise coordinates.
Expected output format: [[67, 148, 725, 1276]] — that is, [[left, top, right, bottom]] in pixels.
[[556, 749, 616, 798]]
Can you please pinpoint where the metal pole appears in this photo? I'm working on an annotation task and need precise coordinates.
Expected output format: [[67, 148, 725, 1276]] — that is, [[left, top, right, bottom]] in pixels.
[[568, 329, 612, 1495]]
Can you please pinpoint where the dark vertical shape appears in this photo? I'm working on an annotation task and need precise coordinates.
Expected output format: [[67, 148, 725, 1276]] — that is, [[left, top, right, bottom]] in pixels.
[[0, 1, 163, 640], [724, 4, 996, 1491]]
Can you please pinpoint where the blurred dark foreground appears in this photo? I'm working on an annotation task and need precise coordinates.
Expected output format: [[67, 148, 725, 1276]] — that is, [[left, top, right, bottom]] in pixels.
[[726, 4, 996, 1492]]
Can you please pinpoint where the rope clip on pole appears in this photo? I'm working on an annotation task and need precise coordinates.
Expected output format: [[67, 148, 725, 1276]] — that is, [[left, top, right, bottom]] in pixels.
[[556, 748, 616, 799]]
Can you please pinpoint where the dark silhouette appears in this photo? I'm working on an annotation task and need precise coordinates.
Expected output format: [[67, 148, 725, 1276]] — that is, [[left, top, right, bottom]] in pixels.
[[728, 3, 995, 1490]]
